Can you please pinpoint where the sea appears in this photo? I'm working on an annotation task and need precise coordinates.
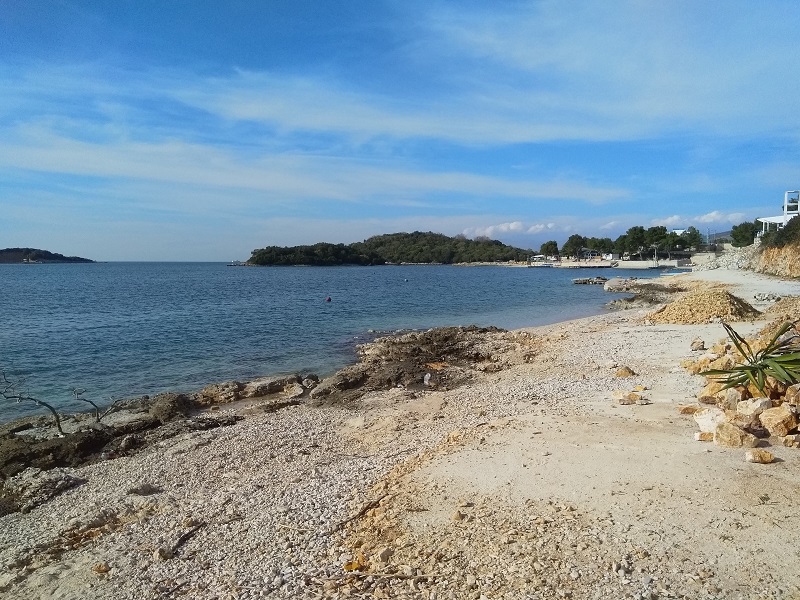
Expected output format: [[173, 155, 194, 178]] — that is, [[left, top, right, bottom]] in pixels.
[[0, 262, 659, 422]]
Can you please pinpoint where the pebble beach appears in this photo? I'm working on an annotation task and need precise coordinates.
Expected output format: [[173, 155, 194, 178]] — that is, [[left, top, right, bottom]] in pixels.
[[2, 266, 800, 600]]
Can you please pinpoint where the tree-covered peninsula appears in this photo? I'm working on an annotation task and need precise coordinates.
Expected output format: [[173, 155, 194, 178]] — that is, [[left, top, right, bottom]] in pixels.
[[247, 232, 531, 266], [0, 248, 94, 264]]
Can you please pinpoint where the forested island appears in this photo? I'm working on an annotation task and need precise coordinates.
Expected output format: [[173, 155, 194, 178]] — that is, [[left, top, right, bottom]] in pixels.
[[0, 248, 94, 264], [248, 232, 530, 266]]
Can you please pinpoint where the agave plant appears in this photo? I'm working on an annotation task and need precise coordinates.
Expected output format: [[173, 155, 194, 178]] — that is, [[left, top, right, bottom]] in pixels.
[[701, 321, 800, 395]]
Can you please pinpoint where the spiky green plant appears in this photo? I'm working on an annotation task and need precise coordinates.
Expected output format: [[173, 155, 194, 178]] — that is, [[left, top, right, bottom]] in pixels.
[[702, 321, 800, 395]]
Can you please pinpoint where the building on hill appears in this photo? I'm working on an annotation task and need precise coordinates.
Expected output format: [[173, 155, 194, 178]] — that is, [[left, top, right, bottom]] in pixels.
[[757, 190, 800, 236]]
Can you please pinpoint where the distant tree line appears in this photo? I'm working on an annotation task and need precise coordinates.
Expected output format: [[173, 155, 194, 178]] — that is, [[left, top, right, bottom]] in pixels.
[[248, 232, 530, 266], [0, 248, 93, 264], [539, 225, 705, 259]]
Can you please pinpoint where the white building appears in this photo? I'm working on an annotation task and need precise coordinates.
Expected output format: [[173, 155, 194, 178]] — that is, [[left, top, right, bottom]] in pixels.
[[757, 190, 800, 236]]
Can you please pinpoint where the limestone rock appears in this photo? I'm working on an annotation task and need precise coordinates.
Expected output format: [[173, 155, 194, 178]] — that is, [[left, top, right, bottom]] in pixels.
[[678, 404, 700, 415], [745, 449, 774, 464], [785, 383, 800, 406], [698, 380, 727, 401], [783, 434, 800, 448], [690, 337, 706, 351], [240, 375, 301, 399], [694, 432, 714, 442], [714, 422, 758, 448], [196, 381, 242, 405], [615, 366, 637, 378], [618, 392, 641, 405], [736, 398, 773, 420], [722, 387, 746, 410], [759, 405, 798, 437], [149, 393, 193, 423], [693, 407, 726, 433]]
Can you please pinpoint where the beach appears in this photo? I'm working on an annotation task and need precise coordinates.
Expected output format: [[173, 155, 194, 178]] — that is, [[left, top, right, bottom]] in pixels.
[[2, 267, 800, 600]]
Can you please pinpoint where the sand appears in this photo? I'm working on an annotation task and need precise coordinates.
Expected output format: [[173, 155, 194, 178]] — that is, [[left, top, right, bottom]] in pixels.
[[2, 267, 800, 600]]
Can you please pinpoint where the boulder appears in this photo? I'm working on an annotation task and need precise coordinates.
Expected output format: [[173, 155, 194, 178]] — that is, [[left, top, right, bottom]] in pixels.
[[148, 393, 193, 424], [759, 405, 798, 437], [694, 432, 714, 442], [698, 380, 727, 401], [736, 398, 773, 421], [744, 449, 774, 464], [195, 381, 242, 405], [714, 422, 758, 448], [722, 387, 747, 410], [690, 337, 706, 352], [693, 407, 726, 433], [615, 366, 637, 378], [618, 392, 640, 405], [241, 375, 302, 399], [785, 383, 800, 406], [783, 434, 800, 448]]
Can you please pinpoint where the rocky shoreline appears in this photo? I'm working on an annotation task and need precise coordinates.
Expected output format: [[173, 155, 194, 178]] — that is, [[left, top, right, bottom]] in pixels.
[[2, 268, 800, 599]]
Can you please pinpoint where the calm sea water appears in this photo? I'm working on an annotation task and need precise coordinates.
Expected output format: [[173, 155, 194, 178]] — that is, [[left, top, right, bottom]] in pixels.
[[0, 263, 656, 421]]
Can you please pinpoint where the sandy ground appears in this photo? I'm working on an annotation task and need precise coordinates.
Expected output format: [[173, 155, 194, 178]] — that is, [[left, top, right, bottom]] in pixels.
[[2, 267, 800, 600]]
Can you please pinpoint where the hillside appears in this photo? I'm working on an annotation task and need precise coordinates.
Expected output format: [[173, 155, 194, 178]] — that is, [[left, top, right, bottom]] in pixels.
[[0, 248, 94, 264], [248, 232, 531, 266]]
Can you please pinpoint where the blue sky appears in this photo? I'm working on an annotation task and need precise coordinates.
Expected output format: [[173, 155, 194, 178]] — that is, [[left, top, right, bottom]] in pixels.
[[2, 1, 800, 261]]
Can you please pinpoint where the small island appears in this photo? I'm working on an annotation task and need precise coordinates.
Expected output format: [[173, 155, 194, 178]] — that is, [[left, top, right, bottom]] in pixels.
[[247, 231, 531, 266], [0, 248, 94, 264]]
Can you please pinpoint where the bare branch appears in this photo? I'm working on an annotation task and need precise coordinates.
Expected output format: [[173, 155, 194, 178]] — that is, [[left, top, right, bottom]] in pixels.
[[1, 370, 65, 436]]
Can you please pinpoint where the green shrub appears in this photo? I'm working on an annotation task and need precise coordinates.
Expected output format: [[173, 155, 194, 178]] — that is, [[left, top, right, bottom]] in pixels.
[[702, 321, 800, 395]]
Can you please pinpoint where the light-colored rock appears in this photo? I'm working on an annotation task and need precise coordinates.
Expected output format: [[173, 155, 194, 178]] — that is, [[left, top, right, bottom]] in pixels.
[[783, 434, 800, 448], [736, 397, 772, 420], [745, 449, 774, 464], [690, 337, 706, 351], [240, 375, 301, 398], [693, 407, 726, 433], [759, 405, 798, 437], [694, 432, 714, 442], [678, 405, 700, 415], [714, 422, 758, 448], [615, 366, 637, 377], [698, 380, 727, 400], [785, 383, 800, 406], [722, 387, 746, 410], [619, 392, 640, 405]]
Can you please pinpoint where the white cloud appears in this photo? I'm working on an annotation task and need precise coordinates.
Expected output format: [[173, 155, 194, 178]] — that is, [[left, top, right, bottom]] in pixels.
[[525, 222, 557, 234], [693, 211, 745, 225], [651, 215, 684, 227], [599, 221, 619, 230]]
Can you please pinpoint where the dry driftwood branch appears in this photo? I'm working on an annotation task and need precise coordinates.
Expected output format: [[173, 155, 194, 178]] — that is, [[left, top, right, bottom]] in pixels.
[[2, 370, 65, 435], [171, 522, 206, 556]]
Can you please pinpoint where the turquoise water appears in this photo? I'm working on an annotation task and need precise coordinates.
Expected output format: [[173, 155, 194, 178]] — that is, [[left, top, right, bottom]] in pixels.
[[0, 263, 654, 420]]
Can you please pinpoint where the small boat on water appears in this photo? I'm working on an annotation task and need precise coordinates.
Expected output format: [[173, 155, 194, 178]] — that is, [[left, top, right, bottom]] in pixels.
[[572, 276, 609, 285]]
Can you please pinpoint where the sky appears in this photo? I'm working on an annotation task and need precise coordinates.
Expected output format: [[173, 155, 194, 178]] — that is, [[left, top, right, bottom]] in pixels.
[[2, 1, 800, 261]]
